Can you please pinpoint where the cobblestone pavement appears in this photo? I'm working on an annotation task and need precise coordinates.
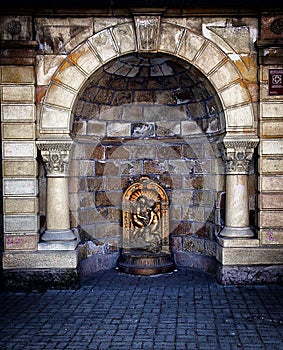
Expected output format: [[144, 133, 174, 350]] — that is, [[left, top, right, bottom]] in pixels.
[[0, 268, 283, 350]]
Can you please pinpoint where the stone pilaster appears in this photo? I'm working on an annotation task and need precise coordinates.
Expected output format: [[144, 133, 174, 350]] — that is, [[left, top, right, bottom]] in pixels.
[[219, 137, 258, 238], [36, 140, 77, 250]]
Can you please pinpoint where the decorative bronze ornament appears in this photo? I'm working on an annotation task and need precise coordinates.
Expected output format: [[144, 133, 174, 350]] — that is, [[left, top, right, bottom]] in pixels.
[[270, 18, 283, 35], [118, 175, 174, 275], [7, 20, 21, 35]]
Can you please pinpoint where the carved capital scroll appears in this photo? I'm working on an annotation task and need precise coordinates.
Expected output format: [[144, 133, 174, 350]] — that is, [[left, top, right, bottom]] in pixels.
[[37, 140, 73, 176], [134, 16, 160, 52], [218, 138, 258, 174]]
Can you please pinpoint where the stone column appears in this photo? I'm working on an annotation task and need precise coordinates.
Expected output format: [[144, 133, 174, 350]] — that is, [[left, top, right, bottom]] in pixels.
[[219, 138, 258, 238], [37, 140, 77, 249]]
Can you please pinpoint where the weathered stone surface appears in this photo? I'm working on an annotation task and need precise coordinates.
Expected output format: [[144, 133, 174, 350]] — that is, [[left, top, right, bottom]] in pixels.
[[195, 42, 226, 74], [217, 264, 283, 285], [226, 105, 254, 128], [112, 23, 136, 54], [3, 251, 78, 269], [261, 140, 283, 155], [40, 105, 70, 132], [159, 22, 184, 54], [0, 16, 33, 41], [1, 66, 34, 83], [45, 83, 76, 109], [220, 83, 250, 108], [217, 246, 283, 265], [4, 197, 38, 214], [2, 85, 34, 102], [260, 193, 283, 209], [3, 160, 37, 177], [35, 17, 93, 54], [89, 29, 118, 63], [107, 123, 131, 137], [260, 175, 283, 192], [3, 179, 38, 196], [261, 101, 283, 118], [262, 121, 283, 137], [260, 229, 283, 245], [2, 123, 35, 140], [260, 211, 283, 228], [178, 30, 205, 61], [4, 233, 38, 251], [3, 141, 36, 158], [4, 215, 38, 233], [1, 104, 35, 122], [260, 158, 283, 174]]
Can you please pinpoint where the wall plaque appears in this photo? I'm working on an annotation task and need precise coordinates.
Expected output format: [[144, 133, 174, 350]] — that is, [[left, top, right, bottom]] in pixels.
[[269, 69, 283, 95]]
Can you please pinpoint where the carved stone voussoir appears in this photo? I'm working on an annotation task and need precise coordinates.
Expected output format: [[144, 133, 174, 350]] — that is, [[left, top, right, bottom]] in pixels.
[[37, 141, 73, 176], [134, 16, 160, 52], [218, 139, 258, 174]]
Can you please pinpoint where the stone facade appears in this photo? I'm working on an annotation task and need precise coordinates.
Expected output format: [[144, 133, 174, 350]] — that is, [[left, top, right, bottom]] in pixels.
[[1, 4, 283, 289]]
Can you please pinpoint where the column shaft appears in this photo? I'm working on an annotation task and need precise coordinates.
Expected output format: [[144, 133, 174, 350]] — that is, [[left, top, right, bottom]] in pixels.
[[47, 177, 70, 231], [225, 174, 249, 228]]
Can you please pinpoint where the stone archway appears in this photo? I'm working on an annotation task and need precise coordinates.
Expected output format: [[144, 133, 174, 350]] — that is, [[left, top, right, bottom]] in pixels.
[[36, 16, 258, 254]]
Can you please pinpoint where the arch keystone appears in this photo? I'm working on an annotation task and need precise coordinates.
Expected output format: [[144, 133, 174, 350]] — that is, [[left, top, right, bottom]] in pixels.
[[134, 16, 161, 52]]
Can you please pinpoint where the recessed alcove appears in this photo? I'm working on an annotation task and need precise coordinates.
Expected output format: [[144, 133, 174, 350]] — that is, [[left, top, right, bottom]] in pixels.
[[69, 53, 227, 274]]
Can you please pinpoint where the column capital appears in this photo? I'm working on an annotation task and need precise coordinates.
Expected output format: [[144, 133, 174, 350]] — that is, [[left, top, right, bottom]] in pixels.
[[36, 140, 73, 177], [218, 137, 259, 174]]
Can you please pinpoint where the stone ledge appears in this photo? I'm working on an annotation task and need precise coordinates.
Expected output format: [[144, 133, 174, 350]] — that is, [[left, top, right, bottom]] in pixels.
[[217, 246, 283, 265], [217, 237, 260, 247], [3, 250, 78, 269]]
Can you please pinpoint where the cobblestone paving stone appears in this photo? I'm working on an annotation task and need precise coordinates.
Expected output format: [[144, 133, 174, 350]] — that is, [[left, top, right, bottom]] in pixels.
[[0, 268, 283, 350]]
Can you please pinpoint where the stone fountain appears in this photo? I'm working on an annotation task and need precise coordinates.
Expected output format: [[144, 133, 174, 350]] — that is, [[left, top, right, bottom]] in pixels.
[[118, 176, 175, 275]]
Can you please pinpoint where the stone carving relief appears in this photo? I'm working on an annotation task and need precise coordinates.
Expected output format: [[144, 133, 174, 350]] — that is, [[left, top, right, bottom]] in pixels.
[[7, 20, 22, 36], [270, 18, 283, 35], [122, 176, 169, 252], [219, 139, 258, 174], [134, 16, 160, 51], [37, 141, 73, 176]]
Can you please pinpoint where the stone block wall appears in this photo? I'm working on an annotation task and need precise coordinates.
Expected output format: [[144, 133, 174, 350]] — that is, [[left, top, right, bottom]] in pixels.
[[257, 15, 283, 246], [1, 41, 39, 254]]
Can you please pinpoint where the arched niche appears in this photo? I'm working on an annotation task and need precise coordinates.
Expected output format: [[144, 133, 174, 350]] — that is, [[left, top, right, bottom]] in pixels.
[[38, 17, 257, 137], [36, 17, 258, 262]]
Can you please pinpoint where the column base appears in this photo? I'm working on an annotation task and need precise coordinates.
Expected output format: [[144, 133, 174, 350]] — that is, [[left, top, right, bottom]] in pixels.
[[219, 226, 254, 238], [41, 229, 78, 242], [38, 240, 78, 251], [39, 229, 78, 251]]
